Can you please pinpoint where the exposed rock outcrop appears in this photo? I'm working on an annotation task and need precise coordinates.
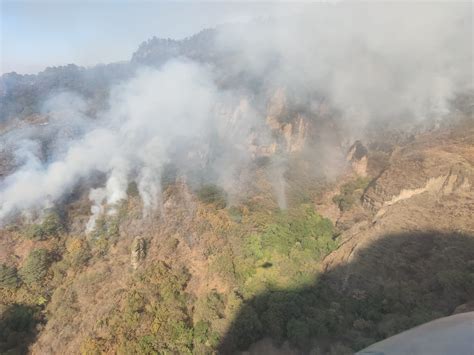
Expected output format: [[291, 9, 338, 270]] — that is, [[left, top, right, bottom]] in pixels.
[[265, 89, 308, 153], [347, 141, 368, 177], [131, 236, 147, 269]]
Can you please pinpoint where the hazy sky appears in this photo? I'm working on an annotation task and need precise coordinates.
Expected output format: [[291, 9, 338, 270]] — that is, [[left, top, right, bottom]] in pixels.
[[0, 1, 306, 75]]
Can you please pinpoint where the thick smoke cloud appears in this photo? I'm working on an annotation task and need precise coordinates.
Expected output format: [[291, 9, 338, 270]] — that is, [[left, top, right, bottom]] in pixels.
[[0, 61, 224, 221], [217, 2, 472, 133], [0, 60, 266, 223], [0, 2, 472, 224]]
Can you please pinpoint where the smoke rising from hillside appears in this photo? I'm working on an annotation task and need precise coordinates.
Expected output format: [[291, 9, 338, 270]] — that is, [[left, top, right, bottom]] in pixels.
[[0, 61, 231, 221], [0, 2, 472, 224], [217, 2, 471, 132]]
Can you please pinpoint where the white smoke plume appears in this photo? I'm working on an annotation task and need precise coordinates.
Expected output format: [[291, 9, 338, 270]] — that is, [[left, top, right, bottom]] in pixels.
[[0, 60, 224, 220], [85, 187, 106, 233]]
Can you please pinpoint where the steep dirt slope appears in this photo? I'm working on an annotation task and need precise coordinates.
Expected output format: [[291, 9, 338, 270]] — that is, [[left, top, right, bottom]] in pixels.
[[322, 121, 474, 288]]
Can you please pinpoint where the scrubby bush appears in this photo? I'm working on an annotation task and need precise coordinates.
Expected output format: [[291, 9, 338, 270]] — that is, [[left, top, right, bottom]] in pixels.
[[333, 177, 371, 211], [204, 291, 226, 320], [228, 206, 243, 223], [227, 304, 262, 350], [104, 262, 195, 353], [0, 264, 19, 288], [193, 320, 220, 351], [0, 304, 38, 354], [287, 318, 310, 347], [66, 238, 92, 269], [196, 184, 227, 209], [80, 337, 104, 355], [90, 216, 120, 255], [210, 248, 235, 283], [19, 249, 51, 286], [25, 211, 64, 240]]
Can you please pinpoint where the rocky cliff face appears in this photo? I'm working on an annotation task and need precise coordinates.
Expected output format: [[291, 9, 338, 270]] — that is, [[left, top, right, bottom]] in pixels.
[[264, 89, 310, 154], [347, 141, 368, 177]]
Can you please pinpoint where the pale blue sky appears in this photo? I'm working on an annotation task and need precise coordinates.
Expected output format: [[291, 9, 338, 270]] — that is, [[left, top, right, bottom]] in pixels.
[[1, 1, 305, 74]]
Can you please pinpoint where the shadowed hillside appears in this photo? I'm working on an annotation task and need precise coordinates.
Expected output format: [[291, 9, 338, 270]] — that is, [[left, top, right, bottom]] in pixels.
[[0, 303, 41, 354], [218, 231, 474, 354]]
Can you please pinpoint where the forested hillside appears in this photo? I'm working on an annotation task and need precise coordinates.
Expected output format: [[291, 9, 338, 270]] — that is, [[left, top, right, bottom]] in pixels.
[[1, 4, 473, 354]]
